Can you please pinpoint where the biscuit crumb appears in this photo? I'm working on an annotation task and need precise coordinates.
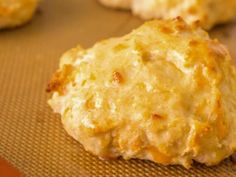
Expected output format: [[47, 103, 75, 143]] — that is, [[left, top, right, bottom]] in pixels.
[[160, 26, 174, 34], [46, 65, 74, 94], [85, 97, 95, 110], [151, 114, 164, 119], [189, 40, 199, 47], [112, 71, 123, 84]]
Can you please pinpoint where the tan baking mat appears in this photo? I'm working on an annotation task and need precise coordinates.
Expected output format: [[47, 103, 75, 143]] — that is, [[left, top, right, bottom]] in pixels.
[[0, 0, 236, 176]]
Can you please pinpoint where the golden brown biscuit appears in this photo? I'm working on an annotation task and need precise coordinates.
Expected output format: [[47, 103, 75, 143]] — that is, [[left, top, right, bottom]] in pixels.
[[48, 18, 236, 168], [99, 0, 236, 29], [0, 0, 38, 29]]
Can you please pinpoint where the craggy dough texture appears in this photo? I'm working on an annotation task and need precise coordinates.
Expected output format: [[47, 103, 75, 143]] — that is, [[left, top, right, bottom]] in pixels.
[[98, 0, 236, 30], [0, 0, 38, 29], [48, 19, 236, 168]]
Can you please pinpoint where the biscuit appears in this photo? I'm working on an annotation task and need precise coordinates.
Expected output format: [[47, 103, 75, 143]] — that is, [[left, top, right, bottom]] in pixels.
[[0, 0, 38, 29], [99, 0, 236, 29], [48, 18, 236, 168]]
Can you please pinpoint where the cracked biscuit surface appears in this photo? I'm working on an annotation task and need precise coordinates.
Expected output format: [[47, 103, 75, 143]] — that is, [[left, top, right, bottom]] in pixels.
[[0, 0, 38, 29], [98, 0, 236, 29], [48, 18, 236, 168]]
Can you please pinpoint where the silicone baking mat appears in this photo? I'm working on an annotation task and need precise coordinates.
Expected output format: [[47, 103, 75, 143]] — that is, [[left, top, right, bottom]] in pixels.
[[0, 0, 236, 176]]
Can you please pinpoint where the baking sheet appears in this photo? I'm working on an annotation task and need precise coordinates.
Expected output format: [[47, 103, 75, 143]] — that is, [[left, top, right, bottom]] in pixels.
[[0, 0, 236, 176]]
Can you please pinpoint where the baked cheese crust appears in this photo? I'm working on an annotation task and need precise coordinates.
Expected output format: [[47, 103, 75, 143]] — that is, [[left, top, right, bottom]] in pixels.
[[48, 18, 236, 168]]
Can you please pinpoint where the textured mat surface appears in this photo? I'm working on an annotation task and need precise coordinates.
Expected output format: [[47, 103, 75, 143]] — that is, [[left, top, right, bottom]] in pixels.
[[0, 0, 236, 176]]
